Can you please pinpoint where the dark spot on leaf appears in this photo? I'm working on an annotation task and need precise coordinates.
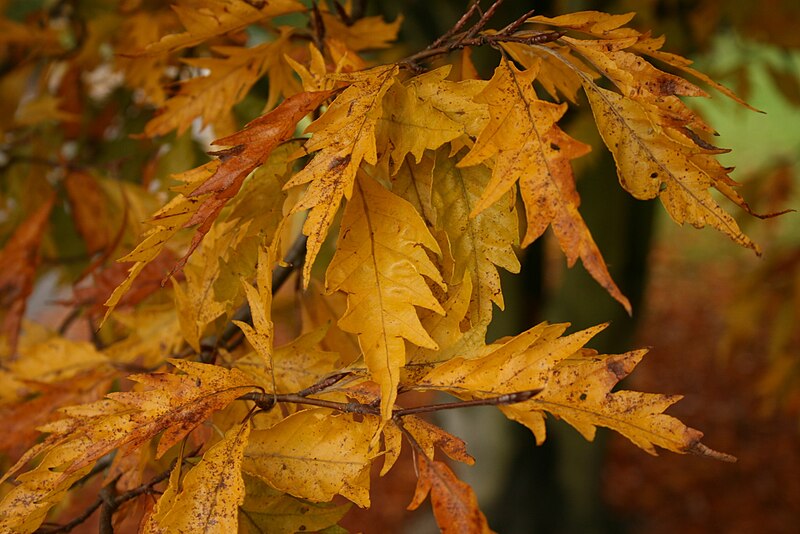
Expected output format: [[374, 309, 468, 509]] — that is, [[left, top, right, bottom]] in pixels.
[[579, 393, 587, 401], [550, 142, 560, 151], [607, 359, 627, 380], [650, 172, 658, 179], [328, 154, 351, 171]]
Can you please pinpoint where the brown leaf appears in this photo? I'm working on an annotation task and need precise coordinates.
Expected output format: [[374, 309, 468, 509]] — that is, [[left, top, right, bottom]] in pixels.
[[0, 195, 54, 355], [407, 454, 492, 534]]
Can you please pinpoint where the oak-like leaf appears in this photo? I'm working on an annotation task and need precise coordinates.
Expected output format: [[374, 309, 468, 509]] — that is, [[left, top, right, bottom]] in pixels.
[[145, 421, 250, 534], [286, 65, 398, 285], [242, 409, 378, 507], [458, 59, 630, 312], [407, 454, 492, 534], [325, 174, 445, 420], [421, 322, 734, 460]]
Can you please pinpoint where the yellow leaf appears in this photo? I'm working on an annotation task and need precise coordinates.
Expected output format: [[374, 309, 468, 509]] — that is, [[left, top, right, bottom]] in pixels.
[[239, 474, 350, 534], [432, 147, 520, 328], [144, 28, 300, 137], [146, 422, 250, 534], [140, 0, 304, 55], [562, 36, 707, 100], [3, 360, 254, 487], [528, 11, 639, 39], [237, 327, 340, 395], [10, 337, 108, 383], [400, 416, 474, 465], [320, 11, 402, 51], [243, 409, 378, 507], [286, 64, 398, 285], [406, 66, 489, 140], [583, 83, 759, 254], [234, 246, 275, 368], [105, 91, 329, 323], [458, 59, 630, 312], [325, 174, 444, 420], [0, 438, 93, 534], [376, 74, 464, 175], [421, 322, 735, 460]]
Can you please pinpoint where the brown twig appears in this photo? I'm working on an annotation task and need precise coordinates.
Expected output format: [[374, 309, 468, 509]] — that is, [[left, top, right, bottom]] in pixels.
[[239, 387, 543, 418], [401, 30, 565, 70]]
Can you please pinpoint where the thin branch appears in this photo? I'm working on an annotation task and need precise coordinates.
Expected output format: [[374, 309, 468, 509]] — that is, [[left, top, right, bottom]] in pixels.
[[239, 387, 543, 418], [401, 30, 565, 69], [393, 389, 542, 417], [428, 0, 483, 50], [463, 0, 505, 40], [498, 7, 536, 35]]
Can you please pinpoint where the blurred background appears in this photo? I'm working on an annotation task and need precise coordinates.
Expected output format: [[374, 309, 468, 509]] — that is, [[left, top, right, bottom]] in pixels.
[[344, 1, 800, 532]]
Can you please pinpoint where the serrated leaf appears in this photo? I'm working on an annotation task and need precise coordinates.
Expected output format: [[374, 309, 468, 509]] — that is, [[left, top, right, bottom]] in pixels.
[[583, 83, 759, 254], [458, 59, 630, 312], [144, 28, 300, 137], [139, 0, 304, 56], [286, 65, 398, 285], [432, 147, 520, 328], [243, 409, 378, 507], [239, 474, 350, 534], [420, 322, 734, 460], [105, 91, 329, 322], [145, 421, 250, 534], [407, 454, 492, 534], [325, 174, 444, 420]]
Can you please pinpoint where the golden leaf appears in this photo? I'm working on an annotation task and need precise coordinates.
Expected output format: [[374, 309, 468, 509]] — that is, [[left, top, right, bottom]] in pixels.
[[0, 438, 94, 534], [458, 59, 630, 312], [145, 422, 250, 534], [375, 74, 464, 175], [432, 147, 520, 328], [242, 409, 378, 507], [583, 83, 759, 253], [407, 454, 492, 534], [421, 322, 735, 460], [105, 91, 330, 322], [239, 475, 350, 534], [325, 174, 444, 420], [140, 0, 304, 55], [285, 64, 398, 285], [144, 28, 300, 137]]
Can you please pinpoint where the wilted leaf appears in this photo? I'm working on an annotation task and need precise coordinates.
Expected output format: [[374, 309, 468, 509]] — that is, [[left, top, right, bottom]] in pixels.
[[407, 453, 492, 534], [0, 195, 54, 354]]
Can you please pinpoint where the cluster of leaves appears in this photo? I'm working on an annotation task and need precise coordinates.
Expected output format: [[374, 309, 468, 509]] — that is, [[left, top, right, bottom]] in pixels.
[[0, 1, 768, 532]]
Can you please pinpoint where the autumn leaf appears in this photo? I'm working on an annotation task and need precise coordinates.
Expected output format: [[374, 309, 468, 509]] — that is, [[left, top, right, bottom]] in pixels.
[[421, 322, 734, 460], [105, 90, 329, 320], [431, 147, 520, 328], [243, 409, 378, 507], [285, 64, 398, 285], [144, 27, 301, 137], [0, 438, 94, 534], [2, 359, 254, 489], [320, 10, 402, 52], [239, 474, 350, 534], [582, 83, 759, 253], [326, 173, 445, 420], [0, 194, 54, 355], [407, 453, 492, 534], [458, 58, 630, 312], [145, 421, 250, 533], [139, 0, 304, 55]]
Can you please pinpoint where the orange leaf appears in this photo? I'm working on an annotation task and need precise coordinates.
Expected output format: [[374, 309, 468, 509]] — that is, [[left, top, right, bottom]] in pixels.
[[408, 454, 492, 534], [0, 195, 54, 354]]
